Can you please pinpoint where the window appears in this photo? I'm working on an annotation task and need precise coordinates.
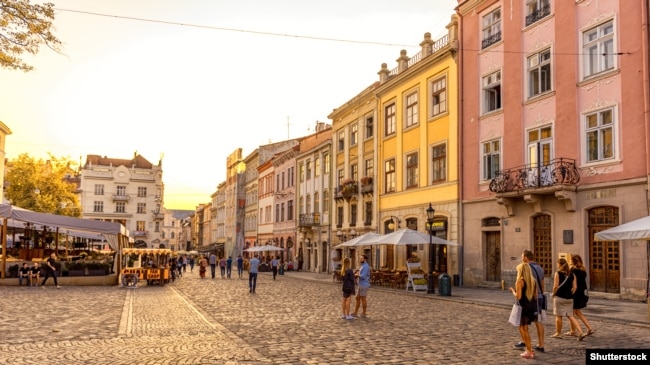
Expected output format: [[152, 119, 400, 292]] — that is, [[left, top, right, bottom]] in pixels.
[[275, 204, 280, 222], [154, 222, 160, 232], [93, 201, 103, 212], [350, 204, 357, 226], [281, 203, 285, 221], [385, 159, 396, 193], [384, 103, 396, 136], [138, 186, 147, 197], [306, 195, 311, 214], [337, 169, 344, 187], [171, 232, 175, 239], [94, 184, 104, 195], [299, 197, 304, 215], [482, 140, 501, 180], [364, 201, 372, 225], [350, 163, 358, 181], [350, 124, 358, 145], [526, 0, 550, 27], [116, 201, 125, 213], [430, 77, 447, 117], [306, 160, 312, 180], [299, 163, 305, 182], [405, 92, 418, 128], [338, 131, 345, 151], [528, 49, 552, 98], [337, 206, 343, 227], [585, 108, 614, 162], [365, 116, 373, 138], [315, 157, 321, 177], [289, 166, 295, 186], [282, 172, 285, 189], [136, 221, 145, 231], [406, 152, 418, 188], [432, 144, 447, 183], [276, 173, 280, 191], [323, 190, 329, 213], [324, 153, 330, 174], [483, 70, 501, 113], [137, 202, 146, 214], [287, 200, 294, 220], [365, 158, 374, 178], [482, 8, 502, 49], [583, 20, 614, 79], [314, 192, 320, 214], [116, 185, 126, 196]]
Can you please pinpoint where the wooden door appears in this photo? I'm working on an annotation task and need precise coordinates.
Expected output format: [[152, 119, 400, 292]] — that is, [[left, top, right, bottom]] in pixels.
[[485, 231, 501, 281], [588, 207, 620, 293]]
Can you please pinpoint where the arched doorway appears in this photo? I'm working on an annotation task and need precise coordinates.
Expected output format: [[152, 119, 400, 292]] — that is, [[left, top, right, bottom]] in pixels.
[[588, 207, 620, 293], [532, 214, 553, 279]]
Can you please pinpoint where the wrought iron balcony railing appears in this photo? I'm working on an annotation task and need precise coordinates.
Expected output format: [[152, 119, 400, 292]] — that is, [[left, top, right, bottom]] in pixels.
[[112, 194, 130, 201], [525, 5, 551, 27], [481, 31, 502, 49], [298, 213, 320, 227], [488, 158, 580, 193]]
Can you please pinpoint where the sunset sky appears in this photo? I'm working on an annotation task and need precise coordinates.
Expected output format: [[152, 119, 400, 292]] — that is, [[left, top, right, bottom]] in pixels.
[[1, 0, 457, 209]]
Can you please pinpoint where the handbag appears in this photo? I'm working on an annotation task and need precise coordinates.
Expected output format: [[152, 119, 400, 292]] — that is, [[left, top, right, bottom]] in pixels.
[[508, 301, 522, 326]]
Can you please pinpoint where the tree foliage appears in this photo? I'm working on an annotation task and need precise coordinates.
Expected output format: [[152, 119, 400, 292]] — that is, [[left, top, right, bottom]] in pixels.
[[5, 153, 81, 216], [0, 0, 61, 72]]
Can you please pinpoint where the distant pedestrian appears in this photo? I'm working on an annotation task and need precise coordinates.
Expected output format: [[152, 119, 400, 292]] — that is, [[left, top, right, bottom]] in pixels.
[[189, 256, 195, 272], [199, 256, 207, 279], [181, 255, 187, 273], [551, 258, 585, 341], [248, 254, 260, 293], [569, 255, 594, 337], [340, 258, 355, 320], [509, 262, 538, 359], [209, 253, 217, 279], [41, 253, 60, 288], [271, 256, 279, 280], [226, 256, 233, 279], [352, 254, 370, 318], [219, 256, 226, 278], [236, 255, 243, 278]]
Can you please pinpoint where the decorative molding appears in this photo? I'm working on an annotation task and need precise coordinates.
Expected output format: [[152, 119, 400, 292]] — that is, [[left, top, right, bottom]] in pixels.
[[555, 190, 576, 212], [523, 194, 543, 213], [582, 165, 614, 176], [496, 197, 515, 216]]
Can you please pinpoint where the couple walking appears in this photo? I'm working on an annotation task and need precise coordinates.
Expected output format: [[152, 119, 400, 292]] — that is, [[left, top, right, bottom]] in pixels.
[[340, 254, 370, 320]]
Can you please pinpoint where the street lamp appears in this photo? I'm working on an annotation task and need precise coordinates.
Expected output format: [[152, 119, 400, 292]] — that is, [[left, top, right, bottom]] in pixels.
[[426, 203, 436, 294], [387, 216, 401, 231]]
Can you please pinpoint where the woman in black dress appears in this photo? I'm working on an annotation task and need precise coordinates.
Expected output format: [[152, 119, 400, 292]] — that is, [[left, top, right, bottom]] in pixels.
[[569, 255, 594, 336], [509, 263, 538, 359]]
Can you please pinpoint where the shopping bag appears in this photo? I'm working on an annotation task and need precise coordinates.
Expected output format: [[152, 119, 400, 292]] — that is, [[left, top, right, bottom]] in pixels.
[[509, 302, 522, 326]]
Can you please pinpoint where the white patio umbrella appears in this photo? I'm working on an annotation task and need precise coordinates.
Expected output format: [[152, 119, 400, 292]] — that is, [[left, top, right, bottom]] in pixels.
[[245, 245, 283, 252], [334, 232, 383, 248], [594, 216, 650, 241], [375, 228, 458, 246]]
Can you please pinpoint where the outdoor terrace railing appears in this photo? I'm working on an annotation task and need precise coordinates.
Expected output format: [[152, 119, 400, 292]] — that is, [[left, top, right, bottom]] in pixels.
[[298, 213, 320, 227], [488, 158, 580, 193]]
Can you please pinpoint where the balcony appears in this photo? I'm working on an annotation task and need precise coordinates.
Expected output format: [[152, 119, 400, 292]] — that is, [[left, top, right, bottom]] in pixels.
[[481, 31, 502, 49], [152, 212, 164, 221], [360, 176, 373, 195], [489, 158, 580, 214], [338, 180, 359, 201], [298, 213, 320, 227], [133, 230, 148, 237], [112, 194, 130, 202], [525, 5, 551, 27]]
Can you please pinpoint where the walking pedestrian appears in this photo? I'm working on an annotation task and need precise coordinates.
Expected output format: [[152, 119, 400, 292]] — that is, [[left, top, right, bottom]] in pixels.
[[551, 258, 586, 341], [189, 256, 195, 272], [248, 254, 260, 293], [568, 255, 594, 336], [514, 250, 545, 352], [219, 256, 226, 278], [209, 253, 217, 279], [509, 262, 538, 359], [199, 256, 207, 279], [181, 255, 187, 273], [340, 258, 356, 320], [226, 256, 233, 279], [271, 256, 279, 280], [352, 254, 370, 318], [237, 255, 243, 278], [41, 253, 61, 288]]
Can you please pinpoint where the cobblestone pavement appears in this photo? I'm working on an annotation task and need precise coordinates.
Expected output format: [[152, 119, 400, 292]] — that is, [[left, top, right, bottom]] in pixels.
[[0, 271, 648, 365]]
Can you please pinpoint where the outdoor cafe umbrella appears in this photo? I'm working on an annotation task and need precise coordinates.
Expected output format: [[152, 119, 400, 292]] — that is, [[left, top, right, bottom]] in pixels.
[[245, 245, 283, 252], [594, 215, 650, 241], [334, 232, 383, 248], [375, 228, 458, 246]]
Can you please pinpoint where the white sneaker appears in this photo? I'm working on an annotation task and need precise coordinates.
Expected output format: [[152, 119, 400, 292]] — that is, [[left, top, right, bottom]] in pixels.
[[345, 315, 355, 320], [341, 315, 346, 319]]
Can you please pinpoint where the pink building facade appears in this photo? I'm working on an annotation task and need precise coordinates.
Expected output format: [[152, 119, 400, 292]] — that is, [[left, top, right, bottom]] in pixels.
[[458, 0, 649, 300]]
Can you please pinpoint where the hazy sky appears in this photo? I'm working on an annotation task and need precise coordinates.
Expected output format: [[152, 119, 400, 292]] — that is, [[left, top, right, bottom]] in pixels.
[[1, 0, 457, 210]]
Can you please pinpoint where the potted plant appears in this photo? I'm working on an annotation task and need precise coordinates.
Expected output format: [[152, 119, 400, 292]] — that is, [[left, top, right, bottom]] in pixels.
[[66, 261, 86, 276], [8, 264, 19, 278], [86, 262, 109, 276], [360, 176, 373, 185]]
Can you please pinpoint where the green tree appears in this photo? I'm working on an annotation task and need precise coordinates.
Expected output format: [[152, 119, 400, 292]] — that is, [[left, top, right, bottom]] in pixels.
[[5, 153, 81, 216], [0, 0, 61, 72]]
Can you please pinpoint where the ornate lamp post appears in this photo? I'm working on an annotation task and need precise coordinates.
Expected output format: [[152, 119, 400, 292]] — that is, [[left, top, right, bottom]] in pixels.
[[426, 203, 436, 294]]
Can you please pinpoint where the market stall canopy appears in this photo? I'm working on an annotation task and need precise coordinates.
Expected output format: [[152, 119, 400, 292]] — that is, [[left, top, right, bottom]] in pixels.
[[122, 248, 172, 255], [594, 216, 650, 241], [375, 228, 458, 246], [334, 232, 383, 248]]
